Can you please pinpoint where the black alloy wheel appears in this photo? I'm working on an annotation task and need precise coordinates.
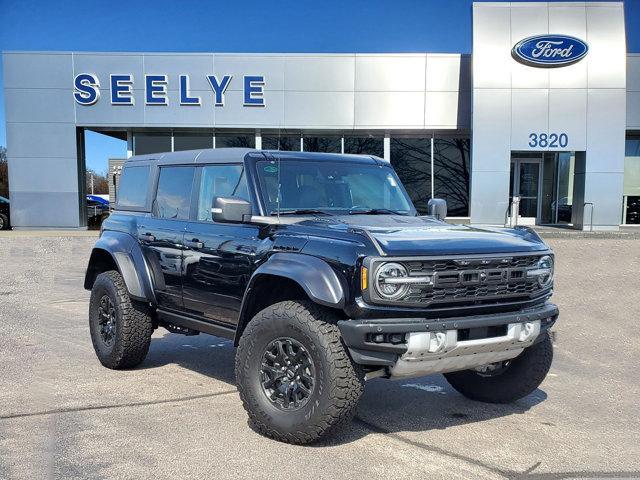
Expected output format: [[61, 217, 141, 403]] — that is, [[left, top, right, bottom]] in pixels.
[[260, 337, 316, 411], [97, 294, 117, 347]]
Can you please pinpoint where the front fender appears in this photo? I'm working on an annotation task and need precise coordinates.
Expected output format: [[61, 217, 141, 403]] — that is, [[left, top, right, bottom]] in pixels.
[[249, 252, 346, 308], [85, 231, 156, 304]]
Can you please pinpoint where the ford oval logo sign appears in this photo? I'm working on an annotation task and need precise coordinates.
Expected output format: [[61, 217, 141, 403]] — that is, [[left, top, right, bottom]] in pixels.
[[512, 34, 588, 68]]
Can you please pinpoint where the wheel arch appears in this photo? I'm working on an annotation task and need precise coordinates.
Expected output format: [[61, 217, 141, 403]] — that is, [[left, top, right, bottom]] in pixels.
[[84, 231, 156, 304], [234, 253, 347, 345]]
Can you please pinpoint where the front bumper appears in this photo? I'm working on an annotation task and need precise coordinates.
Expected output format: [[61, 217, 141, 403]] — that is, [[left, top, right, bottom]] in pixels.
[[338, 302, 558, 378]]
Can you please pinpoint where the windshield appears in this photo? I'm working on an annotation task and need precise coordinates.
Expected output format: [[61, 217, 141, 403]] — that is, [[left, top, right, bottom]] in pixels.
[[256, 159, 414, 215]]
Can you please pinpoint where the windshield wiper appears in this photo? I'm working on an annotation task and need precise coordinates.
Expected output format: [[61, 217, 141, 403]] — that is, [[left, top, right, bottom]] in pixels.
[[271, 209, 332, 216], [348, 208, 408, 216]]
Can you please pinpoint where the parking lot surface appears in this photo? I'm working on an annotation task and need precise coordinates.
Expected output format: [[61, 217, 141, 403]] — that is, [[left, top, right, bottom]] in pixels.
[[0, 234, 639, 479]]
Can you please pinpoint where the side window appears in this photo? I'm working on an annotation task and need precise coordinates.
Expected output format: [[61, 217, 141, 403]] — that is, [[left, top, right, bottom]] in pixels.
[[154, 166, 196, 220], [197, 165, 249, 221], [117, 165, 150, 208]]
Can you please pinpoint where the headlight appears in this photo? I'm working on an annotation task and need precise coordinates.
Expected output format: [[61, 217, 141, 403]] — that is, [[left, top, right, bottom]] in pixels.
[[375, 262, 410, 300], [534, 255, 554, 287]]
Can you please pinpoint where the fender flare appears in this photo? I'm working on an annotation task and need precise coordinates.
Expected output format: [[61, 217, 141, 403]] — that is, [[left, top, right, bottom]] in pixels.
[[234, 253, 347, 344], [85, 231, 157, 304]]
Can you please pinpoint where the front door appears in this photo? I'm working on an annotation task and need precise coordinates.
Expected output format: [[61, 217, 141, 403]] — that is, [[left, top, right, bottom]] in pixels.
[[510, 157, 542, 225], [182, 163, 260, 325]]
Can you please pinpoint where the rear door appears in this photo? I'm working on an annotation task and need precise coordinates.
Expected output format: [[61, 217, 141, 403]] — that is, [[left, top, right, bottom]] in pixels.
[[138, 165, 196, 311], [182, 163, 261, 325]]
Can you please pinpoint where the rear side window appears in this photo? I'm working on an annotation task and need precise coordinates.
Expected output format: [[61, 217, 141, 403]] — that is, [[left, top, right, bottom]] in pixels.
[[154, 166, 196, 220], [117, 165, 150, 208]]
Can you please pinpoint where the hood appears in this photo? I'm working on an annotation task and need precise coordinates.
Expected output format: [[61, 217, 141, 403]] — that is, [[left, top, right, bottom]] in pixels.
[[296, 215, 548, 256]]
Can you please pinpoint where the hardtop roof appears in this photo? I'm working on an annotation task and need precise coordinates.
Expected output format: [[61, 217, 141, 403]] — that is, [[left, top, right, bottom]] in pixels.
[[124, 148, 384, 166]]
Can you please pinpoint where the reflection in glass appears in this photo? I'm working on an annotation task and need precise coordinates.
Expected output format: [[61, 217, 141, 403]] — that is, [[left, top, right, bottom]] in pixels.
[[216, 134, 255, 149], [390, 138, 432, 215], [174, 132, 213, 151], [344, 136, 383, 157], [133, 132, 172, 155], [262, 135, 300, 151], [304, 137, 341, 153], [117, 166, 150, 208], [433, 138, 471, 217], [197, 165, 248, 221]]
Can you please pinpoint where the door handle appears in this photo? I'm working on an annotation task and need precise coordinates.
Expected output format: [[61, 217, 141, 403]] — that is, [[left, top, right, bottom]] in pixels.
[[184, 238, 204, 249], [139, 233, 155, 242]]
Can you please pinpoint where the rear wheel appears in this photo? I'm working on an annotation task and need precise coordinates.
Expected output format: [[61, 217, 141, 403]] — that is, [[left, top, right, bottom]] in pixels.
[[444, 332, 553, 404], [235, 300, 364, 444], [0, 213, 8, 230], [89, 270, 153, 369]]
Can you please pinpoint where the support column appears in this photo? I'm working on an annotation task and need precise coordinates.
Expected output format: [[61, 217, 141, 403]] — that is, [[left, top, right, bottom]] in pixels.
[[126, 131, 133, 158]]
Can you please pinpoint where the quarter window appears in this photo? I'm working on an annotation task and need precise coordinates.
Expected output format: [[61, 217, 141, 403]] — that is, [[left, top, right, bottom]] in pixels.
[[117, 165, 150, 208], [154, 166, 195, 219], [197, 165, 249, 221]]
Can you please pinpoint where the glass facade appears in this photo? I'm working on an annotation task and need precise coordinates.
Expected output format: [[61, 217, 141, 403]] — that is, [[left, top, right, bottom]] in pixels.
[[126, 130, 474, 218], [262, 134, 301, 151], [390, 138, 432, 215], [133, 132, 172, 155], [174, 131, 213, 151], [344, 136, 383, 157], [304, 136, 341, 153], [216, 133, 255, 149], [433, 138, 471, 217], [390, 136, 470, 217]]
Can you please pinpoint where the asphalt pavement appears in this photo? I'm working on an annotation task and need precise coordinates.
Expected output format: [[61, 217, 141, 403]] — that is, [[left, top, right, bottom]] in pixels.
[[0, 233, 639, 479]]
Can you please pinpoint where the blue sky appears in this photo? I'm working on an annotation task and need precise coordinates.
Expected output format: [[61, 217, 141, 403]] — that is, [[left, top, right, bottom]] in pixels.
[[1, 0, 639, 173]]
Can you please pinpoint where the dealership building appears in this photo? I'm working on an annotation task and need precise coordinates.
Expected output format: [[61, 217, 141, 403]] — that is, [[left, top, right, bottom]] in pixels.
[[2, 1, 639, 229]]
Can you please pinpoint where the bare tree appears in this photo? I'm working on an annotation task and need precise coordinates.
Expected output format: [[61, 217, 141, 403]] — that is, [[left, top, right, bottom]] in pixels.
[[86, 168, 109, 195]]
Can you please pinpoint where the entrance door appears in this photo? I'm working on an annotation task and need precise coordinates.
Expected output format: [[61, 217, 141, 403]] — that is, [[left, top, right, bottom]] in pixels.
[[510, 157, 542, 225]]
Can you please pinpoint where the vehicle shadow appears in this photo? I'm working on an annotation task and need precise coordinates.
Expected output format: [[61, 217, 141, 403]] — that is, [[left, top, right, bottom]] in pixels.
[[141, 331, 547, 447]]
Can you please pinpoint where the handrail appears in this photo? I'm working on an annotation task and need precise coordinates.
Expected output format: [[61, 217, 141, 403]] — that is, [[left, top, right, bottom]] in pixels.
[[504, 198, 513, 227], [583, 202, 594, 232]]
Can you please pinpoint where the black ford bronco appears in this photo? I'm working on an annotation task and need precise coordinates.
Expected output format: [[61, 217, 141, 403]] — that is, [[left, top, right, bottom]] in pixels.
[[85, 148, 557, 444]]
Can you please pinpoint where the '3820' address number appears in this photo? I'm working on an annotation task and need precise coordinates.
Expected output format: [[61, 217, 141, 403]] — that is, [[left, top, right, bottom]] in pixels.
[[528, 133, 568, 148]]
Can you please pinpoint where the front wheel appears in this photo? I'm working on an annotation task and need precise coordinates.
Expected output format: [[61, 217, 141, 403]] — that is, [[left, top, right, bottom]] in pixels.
[[0, 213, 8, 230], [444, 332, 553, 404], [235, 300, 364, 444]]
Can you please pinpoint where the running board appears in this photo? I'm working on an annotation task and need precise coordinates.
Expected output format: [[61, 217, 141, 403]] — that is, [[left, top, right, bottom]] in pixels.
[[157, 309, 236, 340]]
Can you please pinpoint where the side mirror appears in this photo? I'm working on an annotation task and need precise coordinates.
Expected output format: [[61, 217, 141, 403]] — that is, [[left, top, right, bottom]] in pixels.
[[212, 197, 252, 223], [427, 198, 447, 220]]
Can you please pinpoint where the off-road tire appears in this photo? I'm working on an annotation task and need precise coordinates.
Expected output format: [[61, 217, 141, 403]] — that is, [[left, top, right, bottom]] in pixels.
[[0, 213, 8, 230], [444, 331, 553, 404], [89, 270, 153, 369], [235, 300, 365, 444]]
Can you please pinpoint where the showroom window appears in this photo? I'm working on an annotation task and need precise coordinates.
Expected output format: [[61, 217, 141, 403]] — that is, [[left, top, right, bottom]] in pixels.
[[174, 131, 213, 151], [304, 136, 341, 153], [344, 136, 383, 157], [133, 132, 172, 155], [433, 137, 471, 217], [262, 134, 301, 151], [390, 137, 432, 215], [623, 137, 640, 224], [216, 133, 256, 149]]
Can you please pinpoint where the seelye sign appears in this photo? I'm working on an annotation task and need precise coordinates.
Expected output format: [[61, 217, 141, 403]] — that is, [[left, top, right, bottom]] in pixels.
[[73, 73, 266, 107], [511, 34, 588, 68]]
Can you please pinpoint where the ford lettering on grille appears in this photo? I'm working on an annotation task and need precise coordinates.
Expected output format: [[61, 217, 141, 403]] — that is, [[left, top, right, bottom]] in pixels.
[[511, 34, 588, 68]]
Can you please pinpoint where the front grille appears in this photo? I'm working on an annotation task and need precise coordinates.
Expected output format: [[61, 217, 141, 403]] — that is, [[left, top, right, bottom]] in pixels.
[[371, 254, 549, 307]]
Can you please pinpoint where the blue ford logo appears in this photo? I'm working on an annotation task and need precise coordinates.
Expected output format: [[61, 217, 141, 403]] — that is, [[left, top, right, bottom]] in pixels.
[[512, 34, 588, 68]]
